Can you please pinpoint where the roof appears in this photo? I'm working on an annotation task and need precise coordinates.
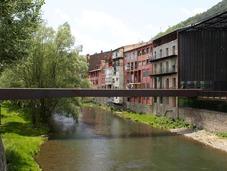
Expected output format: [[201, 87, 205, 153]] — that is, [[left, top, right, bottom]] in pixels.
[[112, 42, 147, 52], [153, 30, 178, 47], [88, 51, 112, 71], [180, 11, 227, 32], [124, 42, 153, 53]]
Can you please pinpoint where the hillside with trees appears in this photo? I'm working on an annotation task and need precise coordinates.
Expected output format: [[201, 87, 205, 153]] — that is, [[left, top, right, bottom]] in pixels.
[[154, 0, 227, 38]]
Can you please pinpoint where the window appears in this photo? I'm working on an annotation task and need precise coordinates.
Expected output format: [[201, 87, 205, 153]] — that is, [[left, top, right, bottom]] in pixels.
[[127, 63, 130, 70], [154, 64, 157, 74], [172, 64, 176, 72], [146, 48, 149, 53], [172, 46, 176, 55], [166, 78, 169, 89], [160, 97, 163, 104], [159, 77, 163, 89], [166, 48, 169, 56], [160, 49, 162, 58], [160, 63, 163, 73], [173, 78, 176, 88], [166, 61, 169, 73], [154, 97, 157, 103], [154, 77, 157, 89], [154, 51, 157, 59], [135, 62, 138, 69]]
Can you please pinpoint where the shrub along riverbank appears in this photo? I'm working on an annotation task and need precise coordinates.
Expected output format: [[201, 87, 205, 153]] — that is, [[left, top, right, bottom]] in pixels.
[[0, 103, 48, 171], [82, 102, 191, 129]]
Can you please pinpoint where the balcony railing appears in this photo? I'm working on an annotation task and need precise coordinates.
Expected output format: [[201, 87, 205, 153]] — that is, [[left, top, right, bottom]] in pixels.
[[149, 68, 177, 76], [150, 54, 177, 63]]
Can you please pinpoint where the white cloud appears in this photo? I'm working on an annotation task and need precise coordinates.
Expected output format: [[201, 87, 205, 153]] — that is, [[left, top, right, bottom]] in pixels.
[[72, 10, 144, 54]]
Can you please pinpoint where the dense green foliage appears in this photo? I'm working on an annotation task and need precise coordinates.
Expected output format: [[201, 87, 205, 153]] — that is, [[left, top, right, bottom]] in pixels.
[[216, 132, 227, 138], [1, 103, 48, 171], [0, 23, 89, 125], [0, 1, 90, 169], [114, 111, 190, 129], [0, 0, 44, 69], [154, 0, 227, 38]]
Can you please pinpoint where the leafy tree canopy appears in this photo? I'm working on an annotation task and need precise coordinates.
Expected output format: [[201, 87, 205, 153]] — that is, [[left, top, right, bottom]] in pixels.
[[0, 22, 90, 125], [0, 0, 44, 69]]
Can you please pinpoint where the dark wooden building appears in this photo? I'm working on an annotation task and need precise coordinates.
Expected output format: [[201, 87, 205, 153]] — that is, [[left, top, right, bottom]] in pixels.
[[179, 11, 227, 90]]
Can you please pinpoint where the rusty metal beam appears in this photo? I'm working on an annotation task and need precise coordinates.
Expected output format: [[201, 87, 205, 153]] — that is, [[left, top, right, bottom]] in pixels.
[[0, 88, 211, 100]]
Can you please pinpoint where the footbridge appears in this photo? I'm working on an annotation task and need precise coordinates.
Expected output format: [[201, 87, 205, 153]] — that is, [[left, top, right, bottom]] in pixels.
[[0, 88, 227, 100]]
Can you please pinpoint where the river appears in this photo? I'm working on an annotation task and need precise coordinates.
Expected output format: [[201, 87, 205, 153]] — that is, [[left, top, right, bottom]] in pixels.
[[37, 106, 227, 171]]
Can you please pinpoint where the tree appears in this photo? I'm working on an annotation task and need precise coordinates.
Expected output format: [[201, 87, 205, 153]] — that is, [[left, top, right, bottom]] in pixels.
[[0, 0, 44, 70], [0, 23, 90, 126]]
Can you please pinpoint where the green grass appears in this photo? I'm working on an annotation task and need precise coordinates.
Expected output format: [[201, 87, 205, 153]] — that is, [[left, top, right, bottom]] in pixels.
[[0, 103, 48, 171], [113, 111, 191, 129], [216, 132, 227, 138]]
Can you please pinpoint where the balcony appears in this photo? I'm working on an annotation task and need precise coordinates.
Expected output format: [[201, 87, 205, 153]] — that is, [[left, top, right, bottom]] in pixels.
[[149, 68, 177, 77], [150, 54, 177, 63]]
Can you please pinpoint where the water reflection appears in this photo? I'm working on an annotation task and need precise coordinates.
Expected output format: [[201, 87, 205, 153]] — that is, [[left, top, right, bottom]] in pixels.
[[37, 106, 227, 171]]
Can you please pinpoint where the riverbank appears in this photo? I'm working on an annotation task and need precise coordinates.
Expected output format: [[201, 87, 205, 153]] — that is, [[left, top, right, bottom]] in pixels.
[[82, 102, 190, 129], [0, 103, 48, 171], [170, 128, 227, 153], [82, 102, 227, 153]]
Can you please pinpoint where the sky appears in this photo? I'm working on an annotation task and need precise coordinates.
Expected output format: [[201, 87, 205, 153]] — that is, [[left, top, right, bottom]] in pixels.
[[42, 0, 222, 54]]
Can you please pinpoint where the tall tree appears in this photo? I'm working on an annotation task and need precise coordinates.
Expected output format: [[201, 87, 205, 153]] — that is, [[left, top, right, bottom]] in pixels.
[[0, 23, 90, 125], [0, 0, 44, 70]]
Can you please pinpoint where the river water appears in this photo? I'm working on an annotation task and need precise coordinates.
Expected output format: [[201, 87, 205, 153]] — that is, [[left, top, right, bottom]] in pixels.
[[37, 107, 227, 171]]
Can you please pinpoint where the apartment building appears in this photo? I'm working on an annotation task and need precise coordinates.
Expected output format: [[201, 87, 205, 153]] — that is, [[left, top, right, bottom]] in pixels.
[[150, 31, 178, 115], [124, 43, 153, 105], [112, 47, 124, 104], [112, 44, 145, 104], [88, 51, 112, 89]]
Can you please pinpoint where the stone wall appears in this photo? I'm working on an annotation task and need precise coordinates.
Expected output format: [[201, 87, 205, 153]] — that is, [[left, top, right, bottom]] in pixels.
[[125, 102, 153, 114], [177, 107, 227, 132], [0, 137, 7, 171], [126, 102, 227, 132]]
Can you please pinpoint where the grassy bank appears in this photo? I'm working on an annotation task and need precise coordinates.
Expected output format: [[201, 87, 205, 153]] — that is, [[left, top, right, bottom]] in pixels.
[[114, 111, 190, 129], [216, 132, 227, 138], [82, 102, 191, 129], [0, 103, 48, 171]]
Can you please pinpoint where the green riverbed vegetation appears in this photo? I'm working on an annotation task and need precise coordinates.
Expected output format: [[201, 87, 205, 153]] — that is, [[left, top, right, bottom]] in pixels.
[[114, 111, 191, 129], [82, 102, 191, 129], [216, 132, 227, 139], [0, 103, 48, 171]]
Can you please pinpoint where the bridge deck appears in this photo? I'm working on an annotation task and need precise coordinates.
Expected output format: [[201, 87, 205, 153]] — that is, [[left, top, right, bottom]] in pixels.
[[0, 88, 227, 100]]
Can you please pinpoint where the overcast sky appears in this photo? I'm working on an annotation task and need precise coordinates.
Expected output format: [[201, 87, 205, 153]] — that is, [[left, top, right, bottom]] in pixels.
[[42, 0, 222, 54]]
